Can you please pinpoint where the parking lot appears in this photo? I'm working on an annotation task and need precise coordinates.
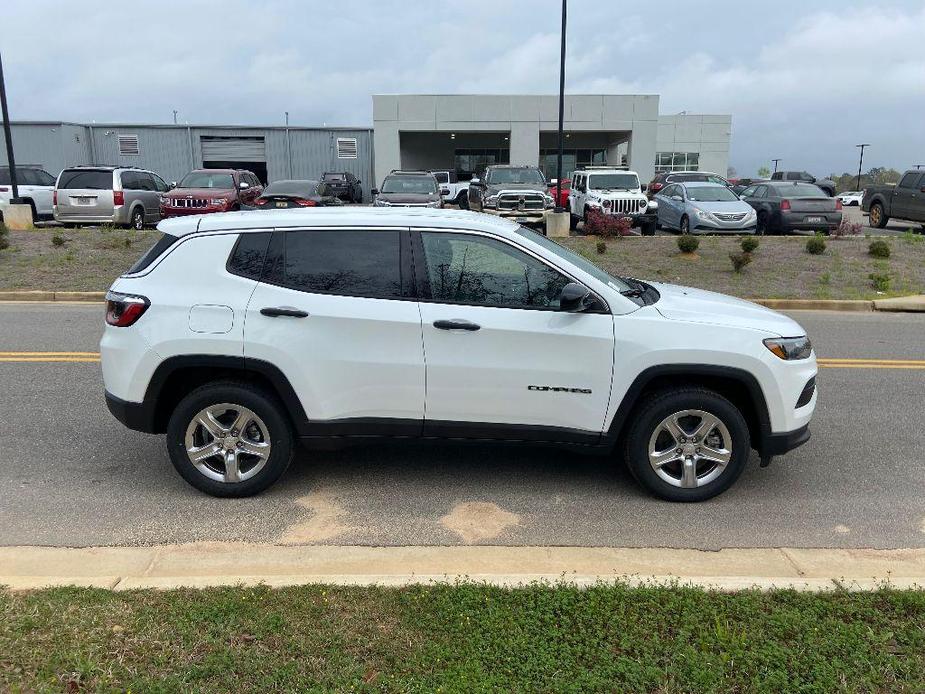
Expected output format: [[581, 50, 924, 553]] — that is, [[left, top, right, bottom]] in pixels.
[[1, 302, 923, 550]]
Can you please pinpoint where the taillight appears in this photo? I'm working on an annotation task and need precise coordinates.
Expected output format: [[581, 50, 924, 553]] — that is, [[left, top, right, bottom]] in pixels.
[[113, 190, 125, 206], [651, 183, 663, 191], [835, 199, 843, 210], [53, 190, 57, 204], [781, 199, 791, 211], [255, 198, 268, 206], [105, 291, 149, 327], [294, 198, 318, 207]]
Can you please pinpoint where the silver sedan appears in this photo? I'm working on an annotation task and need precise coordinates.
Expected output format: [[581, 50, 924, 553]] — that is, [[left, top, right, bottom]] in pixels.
[[655, 182, 757, 234]]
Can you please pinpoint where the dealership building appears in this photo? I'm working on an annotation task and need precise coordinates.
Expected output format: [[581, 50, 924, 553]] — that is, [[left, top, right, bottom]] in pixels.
[[3, 94, 730, 199]]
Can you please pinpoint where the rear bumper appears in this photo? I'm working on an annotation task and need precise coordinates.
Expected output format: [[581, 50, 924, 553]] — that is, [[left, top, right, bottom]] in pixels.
[[54, 210, 121, 224], [105, 390, 156, 434], [781, 211, 842, 231]]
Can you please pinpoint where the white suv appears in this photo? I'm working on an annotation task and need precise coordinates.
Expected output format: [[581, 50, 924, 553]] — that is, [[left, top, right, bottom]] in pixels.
[[569, 167, 658, 235], [101, 208, 817, 501]]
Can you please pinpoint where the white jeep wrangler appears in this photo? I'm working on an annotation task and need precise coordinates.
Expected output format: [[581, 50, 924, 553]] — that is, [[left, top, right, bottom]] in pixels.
[[569, 167, 658, 235]]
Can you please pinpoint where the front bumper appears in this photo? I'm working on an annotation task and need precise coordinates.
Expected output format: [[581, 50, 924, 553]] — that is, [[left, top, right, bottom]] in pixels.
[[486, 208, 548, 223], [161, 205, 227, 218]]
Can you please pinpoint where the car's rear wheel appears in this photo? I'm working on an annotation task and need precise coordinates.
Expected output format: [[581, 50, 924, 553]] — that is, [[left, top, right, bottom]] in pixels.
[[623, 388, 750, 502], [869, 202, 888, 229], [166, 382, 293, 497], [130, 207, 145, 230], [756, 212, 768, 235]]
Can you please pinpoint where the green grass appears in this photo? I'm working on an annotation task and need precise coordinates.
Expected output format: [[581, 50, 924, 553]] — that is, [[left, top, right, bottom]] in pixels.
[[3, 583, 924, 692]]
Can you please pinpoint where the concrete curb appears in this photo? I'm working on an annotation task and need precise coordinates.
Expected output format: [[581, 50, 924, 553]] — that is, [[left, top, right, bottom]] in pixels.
[[2, 544, 923, 592], [0, 292, 922, 313]]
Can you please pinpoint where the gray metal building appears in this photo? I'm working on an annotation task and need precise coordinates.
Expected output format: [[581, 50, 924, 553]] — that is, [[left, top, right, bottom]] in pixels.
[[2, 122, 374, 201]]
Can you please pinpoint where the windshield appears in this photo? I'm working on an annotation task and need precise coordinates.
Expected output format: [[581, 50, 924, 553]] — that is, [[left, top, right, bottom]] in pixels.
[[487, 168, 546, 185], [588, 174, 639, 190], [178, 172, 235, 189], [381, 176, 437, 194], [686, 186, 738, 202], [773, 183, 827, 198], [263, 181, 319, 196], [512, 226, 630, 293]]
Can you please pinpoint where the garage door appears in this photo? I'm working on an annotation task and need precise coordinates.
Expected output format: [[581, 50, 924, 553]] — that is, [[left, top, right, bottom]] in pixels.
[[200, 136, 266, 162]]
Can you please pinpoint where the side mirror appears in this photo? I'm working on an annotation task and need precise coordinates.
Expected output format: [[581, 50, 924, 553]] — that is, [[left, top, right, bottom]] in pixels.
[[239, 181, 249, 189], [440, 186, 450, 196], [169, 181, 176, 189], [740, 195, 748, 201], [370, 188, 379, 196], [671, 194, 683, 202], [549, 178, 558, 185], [559, 282, 592, 313], [640, 183, 647, 192]]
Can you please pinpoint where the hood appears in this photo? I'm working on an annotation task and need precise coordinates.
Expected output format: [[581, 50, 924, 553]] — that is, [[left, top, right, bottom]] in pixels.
[[166, 187, 236, 199], [486, 182, 548, 195], [688, 200, 754, 215], [650, 282, 804, 337], [377, 192, 439, 203]]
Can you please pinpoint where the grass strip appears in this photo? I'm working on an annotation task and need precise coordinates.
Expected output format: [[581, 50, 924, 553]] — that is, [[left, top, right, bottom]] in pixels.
[[2, 583, 924, 692]]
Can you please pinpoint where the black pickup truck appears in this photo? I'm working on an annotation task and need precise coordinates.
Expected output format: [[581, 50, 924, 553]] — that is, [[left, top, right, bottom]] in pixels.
[[863, 170, 925, 229]]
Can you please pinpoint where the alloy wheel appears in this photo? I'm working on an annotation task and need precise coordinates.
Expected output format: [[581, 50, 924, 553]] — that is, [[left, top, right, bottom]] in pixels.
[[647, 409, 732, 489], [184, 403, 272, 484]]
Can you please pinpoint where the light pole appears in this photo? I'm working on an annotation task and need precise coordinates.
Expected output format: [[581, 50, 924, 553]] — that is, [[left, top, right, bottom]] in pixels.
[[172, 110, 178, 125], [285, 111, 292, 179], [0, 51, 21, 204], [771, 158, 781, 174], [855, 144, 870, 192], [554, 0, 567, 212]]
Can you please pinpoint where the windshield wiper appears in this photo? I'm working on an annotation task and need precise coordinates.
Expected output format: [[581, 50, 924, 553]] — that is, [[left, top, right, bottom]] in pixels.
[[618, 276, 648, 297]]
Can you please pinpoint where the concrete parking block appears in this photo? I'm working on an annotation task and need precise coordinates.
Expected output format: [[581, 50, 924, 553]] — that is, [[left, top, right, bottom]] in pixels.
[[873, 295, 925, 312], [0, 203, 34, 230]]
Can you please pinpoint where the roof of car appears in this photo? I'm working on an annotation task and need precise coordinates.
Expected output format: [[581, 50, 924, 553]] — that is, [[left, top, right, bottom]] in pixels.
[[680, 181, 728, 187], [189, 168, 240, 174], [157, 207, 523, 237]]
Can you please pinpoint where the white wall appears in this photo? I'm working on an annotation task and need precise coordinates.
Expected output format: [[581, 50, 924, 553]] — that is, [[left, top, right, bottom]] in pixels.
[[656, 114, 732, 176]]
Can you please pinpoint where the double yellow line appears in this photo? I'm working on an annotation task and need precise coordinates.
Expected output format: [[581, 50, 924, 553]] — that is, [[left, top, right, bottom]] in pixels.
[[0, 351, 100, 363], [1, 352, 924, 369]]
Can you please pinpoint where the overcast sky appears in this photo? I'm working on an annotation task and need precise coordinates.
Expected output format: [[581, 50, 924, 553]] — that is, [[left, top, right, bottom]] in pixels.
[[3, 0, 923, 177]]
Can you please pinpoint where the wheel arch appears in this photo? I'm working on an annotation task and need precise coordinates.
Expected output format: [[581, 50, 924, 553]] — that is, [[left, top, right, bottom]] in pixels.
[[142, 355, 308, 435], [605, 364, 771, 454]]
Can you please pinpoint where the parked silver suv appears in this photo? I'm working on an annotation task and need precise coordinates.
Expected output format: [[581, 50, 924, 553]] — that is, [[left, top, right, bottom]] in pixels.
[[54, 166, 171, 229]]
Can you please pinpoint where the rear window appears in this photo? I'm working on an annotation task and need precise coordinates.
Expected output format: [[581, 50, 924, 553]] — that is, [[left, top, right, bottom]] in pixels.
[[263, 181, 319, 197], [58, 169, 113, 190], [126, 234, 176, 274], [772, 183, 826, 198], [274, 230, 402, 299], [323, 173, 346, 181]]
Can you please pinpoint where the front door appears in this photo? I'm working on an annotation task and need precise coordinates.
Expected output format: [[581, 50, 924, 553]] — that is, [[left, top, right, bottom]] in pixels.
[[415, 230, 614, 439], [244, 228, 424, 432]]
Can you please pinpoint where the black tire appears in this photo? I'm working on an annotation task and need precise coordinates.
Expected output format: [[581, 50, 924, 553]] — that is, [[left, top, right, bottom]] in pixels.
[[756, 212, 768, 236], [456, 192, 469, 210], [129, 207, 145, 230], [679, 215, 690, 235], [869, 202, 888, 229], [623, 388, 751, 502], [568, 203, 578, 230], [166, 381, 294, 497]]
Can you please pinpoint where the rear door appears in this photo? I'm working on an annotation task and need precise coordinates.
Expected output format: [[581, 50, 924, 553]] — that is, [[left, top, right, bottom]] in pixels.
[[894, 172, 923, 220], [244, 228, 425, 432], [414, 229, 614, 439], [19, 169, 56, 215], [55, 168, 115, 219]]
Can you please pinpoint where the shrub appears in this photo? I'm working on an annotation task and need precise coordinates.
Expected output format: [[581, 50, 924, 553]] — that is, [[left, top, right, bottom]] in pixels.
[[584, 210, 633, 238], [869, 272, 891, 292], [831, 220, 862, 238], [729, 251, 753, 273], [0, 219, 8, 251], [868, 239, 890, 258], [51, 233, 67, 247], [740, 236, 759, 253], [595, 240, 606, 254], [805, 234, 826, 255], [677, 234, 699, 254]]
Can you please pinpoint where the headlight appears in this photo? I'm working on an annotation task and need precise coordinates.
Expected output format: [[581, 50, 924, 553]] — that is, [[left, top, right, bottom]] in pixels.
[[484, 195, 498, 208], [602, 199, 613, 209], [696, 208, 714, 220], [375, 199, 390, 207], [763, 336, 813, 360], [544, 194, 555, 208], [427, 201, 441, 208], [647, 199, 658, 210], [210, 198, 227, 207], [745, 207, 756, 218]]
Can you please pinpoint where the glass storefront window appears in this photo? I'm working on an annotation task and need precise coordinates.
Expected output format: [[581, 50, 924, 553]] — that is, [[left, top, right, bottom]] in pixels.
[[655, 152, 700, 173]]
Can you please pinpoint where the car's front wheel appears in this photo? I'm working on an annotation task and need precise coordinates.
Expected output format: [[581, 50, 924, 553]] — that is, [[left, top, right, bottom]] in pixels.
[[623, 388, 750, 502], [166, 382, 293, 497]]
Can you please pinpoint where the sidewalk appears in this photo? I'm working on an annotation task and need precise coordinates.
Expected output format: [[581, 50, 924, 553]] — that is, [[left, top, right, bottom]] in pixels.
[[3, 543, 924, 591]]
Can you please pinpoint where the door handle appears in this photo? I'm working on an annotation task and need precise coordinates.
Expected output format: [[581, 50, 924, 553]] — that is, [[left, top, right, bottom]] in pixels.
[[260, 307, 309, 318], [433, 319, 480, 331]]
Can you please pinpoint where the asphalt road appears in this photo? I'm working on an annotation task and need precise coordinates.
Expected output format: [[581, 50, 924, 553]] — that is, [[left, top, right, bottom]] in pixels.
[[1, 303, 923, 549]]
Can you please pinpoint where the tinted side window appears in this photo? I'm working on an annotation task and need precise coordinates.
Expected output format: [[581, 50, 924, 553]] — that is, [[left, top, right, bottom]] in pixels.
[[899, 173, 920, 189], [420, 232, 570, 310], [433, 172, 449, 184], [227, 232, 272, 280], [754, 186, 769, 199], [127, 234, 177, 274], [152, 174, 170, 192], [281, 230, 402, 299], [35, 170, 56, 186], [120, 171, 140, 190]]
